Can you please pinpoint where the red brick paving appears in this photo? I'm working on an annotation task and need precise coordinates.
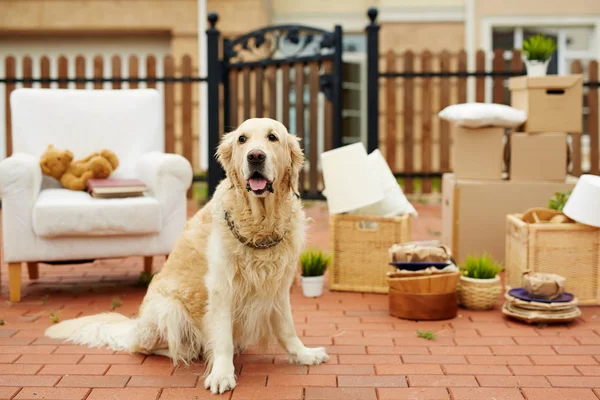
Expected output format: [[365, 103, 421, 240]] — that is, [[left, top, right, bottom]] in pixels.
[[2, 201, 600, 399]]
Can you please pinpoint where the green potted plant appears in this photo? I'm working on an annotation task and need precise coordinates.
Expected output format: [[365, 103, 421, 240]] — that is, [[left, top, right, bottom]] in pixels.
[[456, 253, 503, 310], [300, 249, 331, 297], [521, 34, 557, 77]]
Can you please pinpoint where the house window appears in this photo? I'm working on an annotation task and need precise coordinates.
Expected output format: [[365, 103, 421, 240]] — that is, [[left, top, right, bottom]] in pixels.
[[283, 33, 367, 154], [492, 25, 595, 76]]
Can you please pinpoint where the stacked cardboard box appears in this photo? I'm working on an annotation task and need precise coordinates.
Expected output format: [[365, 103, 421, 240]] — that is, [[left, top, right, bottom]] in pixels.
[[442, 74, 583, 265]]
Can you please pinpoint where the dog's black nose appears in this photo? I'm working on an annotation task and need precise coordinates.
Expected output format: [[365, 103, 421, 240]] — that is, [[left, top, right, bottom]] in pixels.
[[247, 150, 266, 164]]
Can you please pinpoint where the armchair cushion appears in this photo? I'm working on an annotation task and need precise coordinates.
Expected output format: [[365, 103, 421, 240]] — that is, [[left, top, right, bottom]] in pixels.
[[32, 189, 161, 238]]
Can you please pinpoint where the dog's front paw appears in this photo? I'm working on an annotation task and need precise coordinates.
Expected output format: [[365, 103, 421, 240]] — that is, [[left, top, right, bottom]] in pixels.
[[204, 367, 236, 394], [289, 346, 329, 365]]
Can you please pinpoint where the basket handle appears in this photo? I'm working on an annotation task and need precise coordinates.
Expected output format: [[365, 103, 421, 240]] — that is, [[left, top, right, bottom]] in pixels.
[[355, 220, 380, 231]]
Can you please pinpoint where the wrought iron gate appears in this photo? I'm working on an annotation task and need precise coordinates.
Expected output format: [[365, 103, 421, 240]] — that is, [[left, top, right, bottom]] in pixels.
[[205, 14, 344, 198]]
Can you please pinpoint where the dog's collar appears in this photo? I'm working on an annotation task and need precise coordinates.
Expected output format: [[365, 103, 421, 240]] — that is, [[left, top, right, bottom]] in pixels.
[[224, 211, 284, 250]]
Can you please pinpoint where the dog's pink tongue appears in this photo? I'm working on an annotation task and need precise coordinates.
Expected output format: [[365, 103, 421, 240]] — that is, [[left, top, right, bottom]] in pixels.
[[248, 178, 268, 191]]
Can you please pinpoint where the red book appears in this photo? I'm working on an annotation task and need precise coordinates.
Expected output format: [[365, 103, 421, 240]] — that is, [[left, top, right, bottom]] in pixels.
[[87, 178, 147, 197]]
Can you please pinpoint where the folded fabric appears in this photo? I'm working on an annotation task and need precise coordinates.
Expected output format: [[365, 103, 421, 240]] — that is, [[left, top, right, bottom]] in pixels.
[[438, 103, 526, 128], [389, 243, 452, 263], [387, 263, 459, 277]]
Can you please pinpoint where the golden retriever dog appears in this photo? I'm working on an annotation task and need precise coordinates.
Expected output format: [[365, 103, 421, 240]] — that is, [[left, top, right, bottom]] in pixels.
[[45, 118, 329, 394]]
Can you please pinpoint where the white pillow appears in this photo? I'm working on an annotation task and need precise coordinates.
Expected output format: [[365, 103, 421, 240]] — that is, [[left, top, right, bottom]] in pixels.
[[438, 103, 527, 128]]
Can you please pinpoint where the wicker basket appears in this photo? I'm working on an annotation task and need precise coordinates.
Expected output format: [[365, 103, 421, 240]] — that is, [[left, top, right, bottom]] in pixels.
[[505, 213, 600, 305], [457, 275, 503, 310], [329, 213, 411, 293]]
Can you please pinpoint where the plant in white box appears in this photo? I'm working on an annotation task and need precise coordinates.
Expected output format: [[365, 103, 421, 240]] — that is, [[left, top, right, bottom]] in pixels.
[[300, 249, 331, 297], [521, 34, 556, 77], [457, 253, 503, 310]]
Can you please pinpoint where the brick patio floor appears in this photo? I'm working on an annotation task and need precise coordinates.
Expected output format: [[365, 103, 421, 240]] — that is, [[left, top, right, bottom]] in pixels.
[[1, 201, 600, 400]]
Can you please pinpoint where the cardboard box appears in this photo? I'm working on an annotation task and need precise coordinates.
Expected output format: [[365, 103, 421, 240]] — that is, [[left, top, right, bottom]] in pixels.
[[442, 173, 577, 265], [509, 132, 567, 181], [452, 124, 505, 180], [509, 75, 583, 133]]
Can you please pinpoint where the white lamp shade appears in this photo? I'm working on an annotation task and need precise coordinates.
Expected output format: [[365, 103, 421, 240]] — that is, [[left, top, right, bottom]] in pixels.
[[320, 142, 384, 214], [563, 174, 600, 228]]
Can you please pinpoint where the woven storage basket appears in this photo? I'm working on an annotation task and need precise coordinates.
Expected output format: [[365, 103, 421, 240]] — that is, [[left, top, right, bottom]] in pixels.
[[457, 275, 502, 310], [505, 214, 600, 305], [329, 213, 411, 293]]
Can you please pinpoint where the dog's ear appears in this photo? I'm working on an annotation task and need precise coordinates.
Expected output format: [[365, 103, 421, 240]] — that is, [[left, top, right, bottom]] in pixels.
[[287, 134, 304, 194], [216, 130, 236, 171]]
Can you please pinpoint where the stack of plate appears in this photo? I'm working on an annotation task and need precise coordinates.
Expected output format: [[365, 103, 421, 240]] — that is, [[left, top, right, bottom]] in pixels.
[[502, 288, 581, 324]]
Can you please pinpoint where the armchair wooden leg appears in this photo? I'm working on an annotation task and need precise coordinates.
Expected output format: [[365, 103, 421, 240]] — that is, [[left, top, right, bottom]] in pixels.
[[143, 257, 153, 275], [27, 262, 39, 280], [8, 263, 22, 302]]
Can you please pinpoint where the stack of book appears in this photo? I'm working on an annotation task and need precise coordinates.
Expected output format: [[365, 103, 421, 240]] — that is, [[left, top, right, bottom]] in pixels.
[[87, 178, 147, 199]]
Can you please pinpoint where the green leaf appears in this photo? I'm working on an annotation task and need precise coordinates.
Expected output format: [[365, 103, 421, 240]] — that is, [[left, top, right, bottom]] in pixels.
[[460, 253, 502, 279], [300, 249, 332, 277], [521, 34, 556, 62]]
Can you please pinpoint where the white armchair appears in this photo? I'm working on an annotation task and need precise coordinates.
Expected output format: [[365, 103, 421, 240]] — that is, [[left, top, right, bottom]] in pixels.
[[0, 88, 193, 302]]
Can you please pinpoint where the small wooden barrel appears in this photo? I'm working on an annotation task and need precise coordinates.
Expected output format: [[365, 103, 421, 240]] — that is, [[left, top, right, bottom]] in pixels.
[[388, 290, 458, 320], [387, 272, 460, 294]]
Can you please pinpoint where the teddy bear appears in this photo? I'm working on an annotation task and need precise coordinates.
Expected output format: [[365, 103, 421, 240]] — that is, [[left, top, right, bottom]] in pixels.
[[39, 144, 120, 191]]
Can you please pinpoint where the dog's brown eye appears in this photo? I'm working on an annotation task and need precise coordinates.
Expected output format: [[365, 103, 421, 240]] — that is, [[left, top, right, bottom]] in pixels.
[[268, 133, 278, 142], [238, 135, 246, 144]]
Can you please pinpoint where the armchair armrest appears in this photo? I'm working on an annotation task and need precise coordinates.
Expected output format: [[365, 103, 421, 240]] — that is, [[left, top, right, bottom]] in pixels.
[[0, 153, 42, 203], [135, 152, 193, 200]]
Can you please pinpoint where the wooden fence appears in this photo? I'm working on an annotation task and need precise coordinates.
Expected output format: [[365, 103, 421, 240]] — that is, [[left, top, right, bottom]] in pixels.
[[2, 54, 200, 175], [380, 49, 599, 194]]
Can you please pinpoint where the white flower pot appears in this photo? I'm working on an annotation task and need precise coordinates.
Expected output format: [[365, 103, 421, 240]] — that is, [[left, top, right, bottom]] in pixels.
[[524, 59, 550, 77], [301, 275, 324, 297]]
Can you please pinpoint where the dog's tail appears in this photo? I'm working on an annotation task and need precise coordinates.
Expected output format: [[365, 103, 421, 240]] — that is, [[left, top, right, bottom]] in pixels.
[[45, 312, 138, 352]]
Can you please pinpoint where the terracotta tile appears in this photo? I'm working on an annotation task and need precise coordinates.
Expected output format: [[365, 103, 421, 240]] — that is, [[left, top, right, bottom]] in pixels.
[[513, 336, 578, 345], [54, 345, 115, 355], [234, 375, 266, 387], [477, 375, 550, 387], [376, 364, 443, 375], [478, 328, 539, 337], [304, 388, 377, 400], [80, 354, 145, 364], [454, 337, 515, 346], [377, 388, 450, 400], [366, 346, 429, 355], [14, 388, 90, 400], [308, 364, 374, 375], [491, 345, 556, 355], [576, 336, 600, 344], [0, 375, 60, 387], [429, 346, 492, 356], [466, 355, 532, 365], [408, 375, 478, 387], [531, 355, 598, 365], [0, 388, 20, 400], [231, 387, 301, 400], [555, 345, 600, 355], [339, 355, 402, 364], [266, 375, 336, 387], [127, 375, 197, 388], [38, 364, 109, 375], [337, 375, 407, 387], [16, 354, 83, 364], [393, 338, 455, 347], [0, 364, 41, 375], [510, 365, 580, 376], [450, 388, 524, 400], [577, 366, 600, 375], [240, 364, 307, 375], [443, 364, 510, 375], [548, 376, 600, 387], [87, 388, 161, 400], [0, 337, 35, 345], [0, 354, 19, 363], [159, 388, 230, 399], [0, 345, 56, 354], [324, 345, 366, 355], [106, 364, 173, 376], [57, 375, 129, 388], [523, 388, 598, 400], [235, 355, 274, 364], [333, 336, 394, 346], [402, 355, 467, 364]]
